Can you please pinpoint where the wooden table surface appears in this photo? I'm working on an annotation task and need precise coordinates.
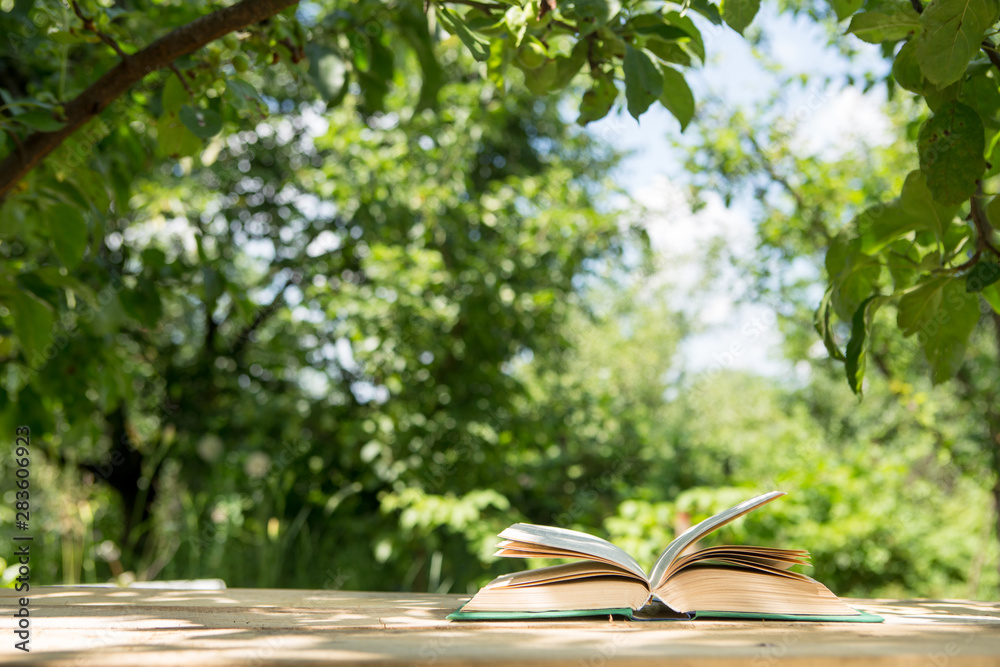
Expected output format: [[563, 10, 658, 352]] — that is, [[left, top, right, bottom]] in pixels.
[[2, 587, 1000, 665]]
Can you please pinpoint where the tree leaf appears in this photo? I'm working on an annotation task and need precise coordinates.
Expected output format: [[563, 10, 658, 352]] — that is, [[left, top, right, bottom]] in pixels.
[[15, 110, 66, 132], [847, 9, 919, 43], [623, 46, 663, 119], [892, 40, 925, 93], [897, 277, 946, 336], [826, 234, 883, 321], [958, 69, 1000, 131], [551, 40, 588, 91], [845, 295, 887, 396], [179, 105, 222, 139], [438, 7, 491, 61], [305, 44, 349, 105], [966, 261, 1000, 291], [829, 0, 864, 20], [578, 70, 618, 124], [157, 111, 201, 158], [988, 192, 1000, 226], [629, 17, 691, 41], [917, 101, 986, 205], [224, 78, 265, 113], [982, 282, 1000, 313], [919, 278, 980, 383], [9, 291, 54, 365], [47, 203, 89, 270], [691, 0, 724, 24], [814, 284, 846, 361], [721, 0, 760, 33], [916, 0, 999, 87], [646, 38, 693, 67], [659, 65, 695, 131], [161, 73, 188, 114], [856, 200, 914, 254], [661, 11, 706, 62], [567, 0, 621, 33], [898, 169, 959, 243]]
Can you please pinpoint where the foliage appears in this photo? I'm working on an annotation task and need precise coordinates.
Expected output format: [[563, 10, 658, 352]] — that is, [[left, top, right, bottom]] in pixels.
[[0, 0, 998, 601]]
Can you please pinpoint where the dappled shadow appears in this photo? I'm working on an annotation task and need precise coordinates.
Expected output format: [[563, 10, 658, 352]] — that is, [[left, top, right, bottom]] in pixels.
[[3, 588, 1000, 665]]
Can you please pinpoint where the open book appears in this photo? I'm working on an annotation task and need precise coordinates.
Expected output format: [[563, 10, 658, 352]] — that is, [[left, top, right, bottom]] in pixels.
[[449, 491, 881, 622]]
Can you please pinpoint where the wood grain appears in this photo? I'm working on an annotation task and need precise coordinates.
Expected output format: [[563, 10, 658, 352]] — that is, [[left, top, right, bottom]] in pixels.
[[1, 587, 999, 665]]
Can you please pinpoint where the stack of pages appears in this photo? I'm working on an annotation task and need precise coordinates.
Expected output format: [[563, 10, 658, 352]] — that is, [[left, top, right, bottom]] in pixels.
[[450, 491, 882, 622]]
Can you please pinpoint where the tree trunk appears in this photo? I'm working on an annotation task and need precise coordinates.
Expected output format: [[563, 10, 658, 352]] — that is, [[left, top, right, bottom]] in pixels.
[[82, 405, 158, 571]]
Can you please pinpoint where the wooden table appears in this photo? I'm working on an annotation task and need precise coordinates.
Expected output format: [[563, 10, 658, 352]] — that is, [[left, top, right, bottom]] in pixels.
[[2, 587, 1000, 665]]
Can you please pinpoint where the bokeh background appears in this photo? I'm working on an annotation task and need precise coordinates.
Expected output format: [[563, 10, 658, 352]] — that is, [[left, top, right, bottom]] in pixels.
[[1, 0, 997, 600]]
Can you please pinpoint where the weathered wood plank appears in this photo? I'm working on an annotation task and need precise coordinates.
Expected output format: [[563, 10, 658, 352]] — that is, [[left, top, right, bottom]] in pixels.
[[1, 587, 999, 666]]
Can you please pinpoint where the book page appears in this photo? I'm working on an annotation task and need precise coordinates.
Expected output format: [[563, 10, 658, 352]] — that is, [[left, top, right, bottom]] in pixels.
[[647, 490, 786, 589], [498, 523, 648, 580]]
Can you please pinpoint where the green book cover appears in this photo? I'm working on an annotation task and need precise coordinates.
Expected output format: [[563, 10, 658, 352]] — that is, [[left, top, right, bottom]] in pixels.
[[447, 603, 884, 622]]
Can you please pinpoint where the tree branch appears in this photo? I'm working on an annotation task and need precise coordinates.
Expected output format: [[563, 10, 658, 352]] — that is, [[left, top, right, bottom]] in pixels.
[[0, 0, 299, 202], [971, 192, 1000, 257], [72, 0, 129, 60], [950, 193, 1000, 272], [984, 39, 1000, 78]]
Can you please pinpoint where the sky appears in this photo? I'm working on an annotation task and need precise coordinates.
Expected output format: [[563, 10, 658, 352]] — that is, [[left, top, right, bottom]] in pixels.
[[588, 6, 890, 377]]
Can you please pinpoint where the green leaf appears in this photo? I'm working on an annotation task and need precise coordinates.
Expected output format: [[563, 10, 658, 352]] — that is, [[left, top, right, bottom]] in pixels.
[[891, 40, 925, 93], [567, 0, 621, 33], [856, 200, 913, 254], [8, 291, 54, 365], [814, 284, 847, 361], [305, 44, 349, 105], [923, 79, 962, 111], [224, 78, 265, 113], [959, 70, 1000, 129], [982, 282, 1000, 313], [623, 46, 663, 119], [897, 277, 945, 336], [988, 192, 1000, 226], [847, 9, 919, 43], [161, 73, 188, 114], [179, 105, 222, 139], [826, 234, 883, 320], [916, 0, 999, 87], [829, 0, 864, 20], [898, 169, 959, 243], [917, 101, 986, 205], [629, 15, 691, 41], [645, 38, 693, 67], [156, 111, 202, 158], [522, 60, 559, 95], [661, 12, 706, 62], [845, 295, 887, 396], [659, 65, 695, 131], [966, 261, 1000, 291], [15, 110, 66, 132], [920, 278, 980, 383], [691, 0, 724, 24], [47, 203, 88, 270], [551, 41, 588, 91], [721, 0, 760, 33], [438, 7, 491, 61], [578, 70, 618, 125]]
